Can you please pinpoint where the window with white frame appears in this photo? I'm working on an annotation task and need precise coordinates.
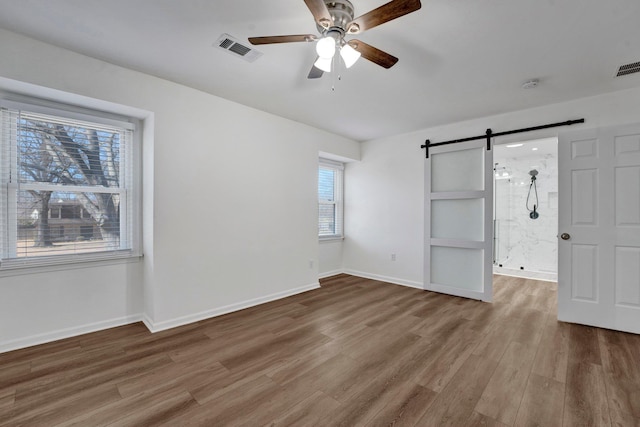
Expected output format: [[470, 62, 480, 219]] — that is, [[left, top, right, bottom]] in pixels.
[[318, 159, 343, 239], [0, 100, 140, 269]]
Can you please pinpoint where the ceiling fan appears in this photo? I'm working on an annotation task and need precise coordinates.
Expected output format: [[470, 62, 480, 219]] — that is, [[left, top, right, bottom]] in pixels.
[[248, 0, 422, 79]]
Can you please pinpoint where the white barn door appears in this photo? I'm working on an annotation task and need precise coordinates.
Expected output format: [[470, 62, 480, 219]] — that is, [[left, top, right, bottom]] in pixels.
[[425, 139, 493, 301], [558, 123, 640, 334]]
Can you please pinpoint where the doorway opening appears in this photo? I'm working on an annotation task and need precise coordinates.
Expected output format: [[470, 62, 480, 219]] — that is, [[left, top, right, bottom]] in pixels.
[[493, 137, 558, 281]]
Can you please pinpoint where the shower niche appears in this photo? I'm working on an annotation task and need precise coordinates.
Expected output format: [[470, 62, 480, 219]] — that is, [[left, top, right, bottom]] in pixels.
[[493, 138, 558, 281]]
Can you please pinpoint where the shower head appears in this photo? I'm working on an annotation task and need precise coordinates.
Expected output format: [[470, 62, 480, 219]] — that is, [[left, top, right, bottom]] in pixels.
[[529, 169, 538, 177]]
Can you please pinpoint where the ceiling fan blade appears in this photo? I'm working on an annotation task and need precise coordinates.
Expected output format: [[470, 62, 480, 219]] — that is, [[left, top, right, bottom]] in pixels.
[[348, 40, 398, 69], [346, 0, 421, 34], [308, 60, 324, 79], [248, 34, 317, 45], [303, 0, 333, 29]]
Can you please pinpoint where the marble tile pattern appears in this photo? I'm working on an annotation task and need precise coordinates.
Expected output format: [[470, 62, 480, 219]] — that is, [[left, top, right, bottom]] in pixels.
[[494, 153, 558, 276]]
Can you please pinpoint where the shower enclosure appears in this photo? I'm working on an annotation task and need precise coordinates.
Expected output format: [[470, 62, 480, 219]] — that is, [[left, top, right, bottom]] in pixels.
[[493, 139, 558, 281]]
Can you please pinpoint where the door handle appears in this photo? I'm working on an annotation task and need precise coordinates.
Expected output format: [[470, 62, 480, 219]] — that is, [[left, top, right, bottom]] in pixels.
[[560, 233, 571, 240]]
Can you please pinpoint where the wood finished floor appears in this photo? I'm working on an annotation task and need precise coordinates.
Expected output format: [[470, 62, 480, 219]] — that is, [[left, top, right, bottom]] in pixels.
[[1, 274, 640, 426]]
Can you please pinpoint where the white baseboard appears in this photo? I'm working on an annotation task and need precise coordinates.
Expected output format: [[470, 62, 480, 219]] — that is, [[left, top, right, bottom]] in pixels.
[[319, 269, 343, 279], [343, 269, 423, 290], [142, 313, 155, 333], [143, 282, 320, 333], [0, 314, 143, 354]]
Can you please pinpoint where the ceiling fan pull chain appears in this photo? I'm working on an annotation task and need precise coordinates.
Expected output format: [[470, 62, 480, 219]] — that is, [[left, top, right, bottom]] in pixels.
[[332, 54, 345, 91], [331, 56, 336, 91]]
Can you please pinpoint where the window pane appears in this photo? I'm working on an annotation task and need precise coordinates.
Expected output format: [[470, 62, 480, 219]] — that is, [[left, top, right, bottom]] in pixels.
[[18, 113, 121, 188], [16, 190, 121, 258], [318, 168, 335, 201], [1, 104, 137, 268], [318, 161, 343, 238], [318, 203, 336, 235]]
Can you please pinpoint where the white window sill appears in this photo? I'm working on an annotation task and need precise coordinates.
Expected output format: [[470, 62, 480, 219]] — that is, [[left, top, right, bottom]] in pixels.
[[319, 235, 344, 242], [0, 253, 143, 277]]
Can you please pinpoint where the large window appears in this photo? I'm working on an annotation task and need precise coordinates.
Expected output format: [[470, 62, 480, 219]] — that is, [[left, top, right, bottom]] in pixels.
[[318, 159, 343, 239], [0, 100, 140, 269]]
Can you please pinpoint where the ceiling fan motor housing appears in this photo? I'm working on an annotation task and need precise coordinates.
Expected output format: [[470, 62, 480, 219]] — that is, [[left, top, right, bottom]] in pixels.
[[316, 0, 355, 35]]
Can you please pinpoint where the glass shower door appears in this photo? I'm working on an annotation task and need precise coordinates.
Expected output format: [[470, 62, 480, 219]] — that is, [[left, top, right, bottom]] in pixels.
[[493, 166, 511, 266]]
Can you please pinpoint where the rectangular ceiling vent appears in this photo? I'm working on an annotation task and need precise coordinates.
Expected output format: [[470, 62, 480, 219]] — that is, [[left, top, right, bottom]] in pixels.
[[615, 61, 640, 77], [215, 33, 262, 63]]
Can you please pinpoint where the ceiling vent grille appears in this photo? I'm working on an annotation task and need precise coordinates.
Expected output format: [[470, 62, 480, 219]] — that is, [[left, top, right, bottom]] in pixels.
[[215, 34, 262, 63], [615, 61, 640, 77]]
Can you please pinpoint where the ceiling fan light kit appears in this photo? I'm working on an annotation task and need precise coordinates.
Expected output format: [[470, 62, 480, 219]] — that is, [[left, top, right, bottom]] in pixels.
[[248, 0, 421, 79], [314, 56, 333, 72], [340, 43, 361, 68], [316, 34, 337, 58], [315, 31, 361, 70]]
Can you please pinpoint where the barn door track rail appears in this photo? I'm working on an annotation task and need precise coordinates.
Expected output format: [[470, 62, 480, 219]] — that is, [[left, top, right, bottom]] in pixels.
[[420, 119, 585, 158]]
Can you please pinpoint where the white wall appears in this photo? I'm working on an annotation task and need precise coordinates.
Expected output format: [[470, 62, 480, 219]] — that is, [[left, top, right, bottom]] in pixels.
[[0, 262, 143, 352], [319, 240, 343, 278], [343, 138, 425, 288], [0, 28, 359, 351], [344, 86, 640, 287]]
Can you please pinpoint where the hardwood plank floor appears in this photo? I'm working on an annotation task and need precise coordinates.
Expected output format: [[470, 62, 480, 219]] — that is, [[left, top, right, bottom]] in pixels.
[[1, 274, 640, 426]]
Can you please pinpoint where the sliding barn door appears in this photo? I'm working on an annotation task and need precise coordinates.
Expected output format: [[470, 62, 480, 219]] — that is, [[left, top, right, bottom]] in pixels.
[[425, 140, 493, 301], [558, 123, 640, 333]]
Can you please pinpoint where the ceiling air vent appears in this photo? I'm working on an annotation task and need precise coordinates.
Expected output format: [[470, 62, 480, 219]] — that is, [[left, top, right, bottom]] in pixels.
[[215, 33, 262, 63], [615, 61, 640, 77]]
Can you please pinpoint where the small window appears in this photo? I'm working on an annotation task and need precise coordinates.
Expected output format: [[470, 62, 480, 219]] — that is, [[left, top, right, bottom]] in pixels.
[[80, 225, 94, 240], [318, 159, 344, 239], [0, 100, 140, 269], [60, 205, 80, 219], [50, 206, 61, 219]]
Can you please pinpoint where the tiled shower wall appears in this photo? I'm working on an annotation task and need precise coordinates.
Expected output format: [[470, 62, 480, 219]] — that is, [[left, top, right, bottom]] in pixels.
[[494, 149, 558, 281]]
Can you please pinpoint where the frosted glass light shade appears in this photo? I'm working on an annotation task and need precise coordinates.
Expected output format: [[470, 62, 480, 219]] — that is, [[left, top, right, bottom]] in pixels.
[[314, 56, 333, 72], [316, 37, 336, 59], [340, 44, 361, 68]]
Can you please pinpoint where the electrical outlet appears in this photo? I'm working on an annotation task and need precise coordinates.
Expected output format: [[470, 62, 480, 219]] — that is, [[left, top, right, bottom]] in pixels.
[[309, 260, 314, 269], [391, 253, 396, 261]]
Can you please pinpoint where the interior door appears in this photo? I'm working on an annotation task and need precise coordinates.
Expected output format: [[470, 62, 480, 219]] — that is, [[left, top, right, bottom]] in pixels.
[[558, 123, 640, 334], [425, 139, 493, 301]]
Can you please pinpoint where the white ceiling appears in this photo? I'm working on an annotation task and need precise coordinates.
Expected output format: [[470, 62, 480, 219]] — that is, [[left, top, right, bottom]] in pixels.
[[0, 0, 639, 141]]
